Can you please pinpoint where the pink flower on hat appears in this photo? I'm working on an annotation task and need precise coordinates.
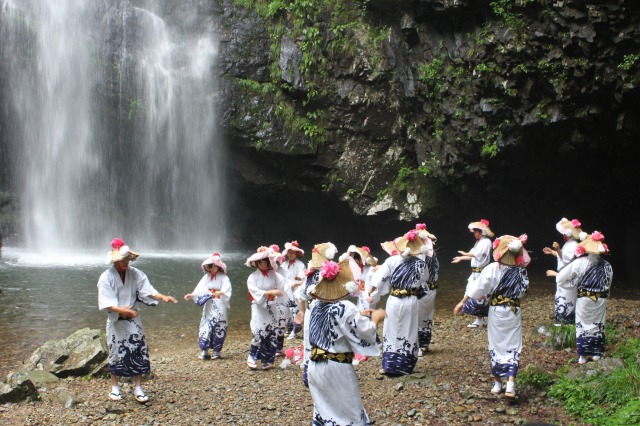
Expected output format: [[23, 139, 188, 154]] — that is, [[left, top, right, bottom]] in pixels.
[[362, 246, 371, 253], [519, 234, 528, 244], [391, 249, 399, 256], [416, 223, 427, 230], [481, 219, 490, 226], [406, 230, 418, 241], [492, 238, 501, 249], [320, 261, 341, 280], [270, 244, 280, 252], [257, 246, 268, 253], [111, 238, 125, 250], [571, 219, 581, 228], [591, 231, 605, 242], [575, 245, 586, 257]]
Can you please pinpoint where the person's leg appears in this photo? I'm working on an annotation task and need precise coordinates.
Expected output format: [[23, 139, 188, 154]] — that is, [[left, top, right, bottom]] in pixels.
[[109, 373, 122, 400], [490, 375, 502, 394], [505, 376, 516, 397], [133, 375, 149, 403]]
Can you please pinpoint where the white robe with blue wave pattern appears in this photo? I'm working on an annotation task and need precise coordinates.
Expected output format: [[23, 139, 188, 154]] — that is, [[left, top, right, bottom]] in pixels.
[[467, 262, 529, 379], [418, 253, 439, 349], [247, 270, 293, 366], [295, 269, 321, 386], [370, 255, 430, 375], [557, 254, 612, 357], [189, 273, 232, 353], [554, 239, 578, 324], [461, 236, 492, 316], [308, 300, 379, 426], [98, 265, 159, 377]]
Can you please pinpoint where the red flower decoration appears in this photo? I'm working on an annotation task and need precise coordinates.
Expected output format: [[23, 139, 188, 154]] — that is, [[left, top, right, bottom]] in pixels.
[[270, 244, 280, 252], [416, 223, 427, 230], [213, 252, 220, 257], [362, 246, 371, 253], [575, 246, 586, 257], [257, 246, 268, 253], [320, 261, 341, 280], [571, 219, 581, 228], [111, 238, 125, 250], [291, 241, 299, 247], [406, 230, 418, 241], [591, 231, 605, 242], [481, 219, 490, 226], [391, 250, 399, 256], [492, 238, 501, 249]]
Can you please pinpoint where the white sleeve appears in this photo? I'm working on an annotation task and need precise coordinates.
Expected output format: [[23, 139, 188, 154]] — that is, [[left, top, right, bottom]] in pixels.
[[97, 271, 118, 311], [467, 263, 500, 300]]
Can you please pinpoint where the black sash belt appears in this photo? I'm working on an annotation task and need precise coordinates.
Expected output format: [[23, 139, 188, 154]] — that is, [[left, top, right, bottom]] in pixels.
[[578, 289, 609, 301], [310, 346, 353, 364], [390, 288, 418, 298], [490, 295, 521, 313]]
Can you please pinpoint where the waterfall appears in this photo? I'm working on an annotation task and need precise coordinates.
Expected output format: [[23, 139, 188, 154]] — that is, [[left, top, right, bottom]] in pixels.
[[0, 0, 226, 252]]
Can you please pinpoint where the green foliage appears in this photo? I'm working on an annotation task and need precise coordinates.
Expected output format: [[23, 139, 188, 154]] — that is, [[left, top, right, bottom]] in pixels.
[[375, 188, 388, 201], [549, 356, 640, 425], [618, 54, 640, 72], [418, 57, 447, 98], [489, 0, 528, 45], [518, 368, 553, 390], [546, 324, 576, 349], [611, 338, 640, 364]]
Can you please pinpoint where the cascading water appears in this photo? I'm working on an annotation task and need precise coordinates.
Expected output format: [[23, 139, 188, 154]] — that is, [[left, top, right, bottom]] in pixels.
[[0, 0, 225, 252]]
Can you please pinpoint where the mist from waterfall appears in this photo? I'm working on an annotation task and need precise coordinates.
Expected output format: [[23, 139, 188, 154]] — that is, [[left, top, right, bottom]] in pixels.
[[0, 0, 225, 252]]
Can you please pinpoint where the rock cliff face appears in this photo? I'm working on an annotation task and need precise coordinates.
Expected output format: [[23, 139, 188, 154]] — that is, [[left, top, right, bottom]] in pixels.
[[213, 0, 639, 263], [0, 1, 638, 271]]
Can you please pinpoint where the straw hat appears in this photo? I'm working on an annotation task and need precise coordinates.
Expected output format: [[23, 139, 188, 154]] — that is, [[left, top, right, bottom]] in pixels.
[[283, 241, 305, 258], [468, 219, 494, 238], [105, 238, 139, 264], [308, 259, 358, 302], [492, 234, 530, 267], [555, 218, 584, 240], [201, 252, 227, 274], [308, 242, 338, 269], [343, 245, 378, 267], [380, 230, 429, 258], [415, 223, 437, 243], [245, 246, 281, 271], [575, 231, 609, 256]]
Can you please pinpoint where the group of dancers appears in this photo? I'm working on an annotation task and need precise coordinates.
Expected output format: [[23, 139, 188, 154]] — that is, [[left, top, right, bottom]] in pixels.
[[97, 217, 612, 425]]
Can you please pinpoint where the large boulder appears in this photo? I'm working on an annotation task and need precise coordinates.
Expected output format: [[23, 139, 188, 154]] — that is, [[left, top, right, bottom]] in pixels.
[[23, 328, 108, 378], [0, 372, 37, 403]]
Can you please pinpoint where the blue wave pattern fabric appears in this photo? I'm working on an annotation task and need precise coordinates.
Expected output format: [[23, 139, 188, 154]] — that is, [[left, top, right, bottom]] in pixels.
[[576, 260, 613, 357]]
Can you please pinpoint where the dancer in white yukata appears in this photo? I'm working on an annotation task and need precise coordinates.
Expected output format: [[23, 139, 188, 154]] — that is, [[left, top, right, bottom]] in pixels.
[[98, 238, 177, 403], [455, 234, 530, 399], [548, 232, 612, 364], [370, 230, 431, 376], [183, 252, 232, 360], [342, 245, 378, 363], [452, 219, 494, 328], [246, 245, 300, 370], [280, 241, 306, 340], [268, 244, 290, 356], [307, 258, 386, 425], [294, 242, 337, 386], [414, 223, 439, 355], [543, 218, 584, 325]]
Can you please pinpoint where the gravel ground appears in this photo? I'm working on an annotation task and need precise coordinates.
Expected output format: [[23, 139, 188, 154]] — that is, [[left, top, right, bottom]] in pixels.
[[1, 295, 638, 425]]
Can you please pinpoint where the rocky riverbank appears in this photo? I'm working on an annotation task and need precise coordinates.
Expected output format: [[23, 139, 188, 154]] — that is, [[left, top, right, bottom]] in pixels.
[[1, 295, 638, 425]]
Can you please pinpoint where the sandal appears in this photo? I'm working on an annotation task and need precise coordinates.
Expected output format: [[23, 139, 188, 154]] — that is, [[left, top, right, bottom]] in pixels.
[[134, 392, 149, 403], [108, 392, 122, 401], [262, 363, 273, 370], [247, 360, 257, 370]]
